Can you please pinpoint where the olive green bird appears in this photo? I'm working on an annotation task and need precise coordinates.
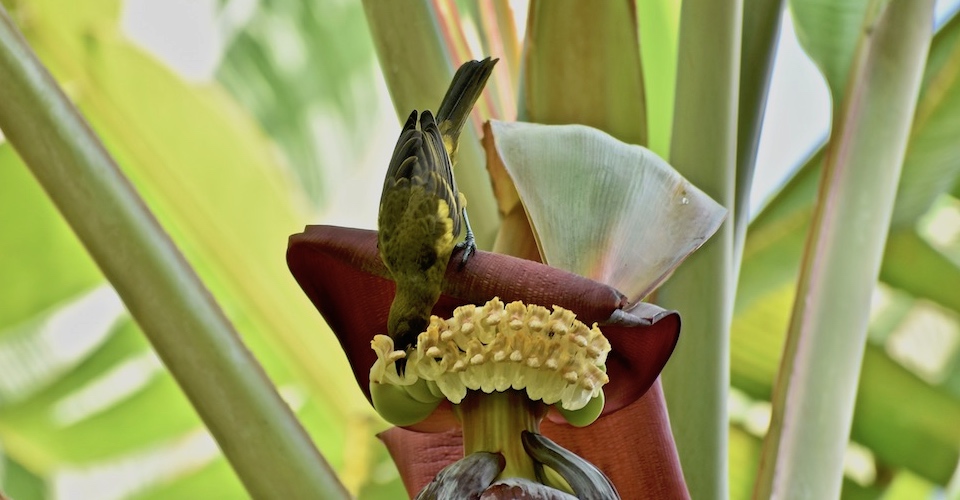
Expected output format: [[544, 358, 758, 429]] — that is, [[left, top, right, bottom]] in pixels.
[[377, 58, 497, 372]]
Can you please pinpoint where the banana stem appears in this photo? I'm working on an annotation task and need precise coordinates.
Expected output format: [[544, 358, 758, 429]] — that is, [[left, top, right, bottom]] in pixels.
[[455, 390, 546, 480]]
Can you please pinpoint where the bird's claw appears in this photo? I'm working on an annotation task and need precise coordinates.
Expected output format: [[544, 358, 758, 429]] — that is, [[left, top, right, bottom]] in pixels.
[[456, 207, 477, 268], [455, 233, 476, 268]]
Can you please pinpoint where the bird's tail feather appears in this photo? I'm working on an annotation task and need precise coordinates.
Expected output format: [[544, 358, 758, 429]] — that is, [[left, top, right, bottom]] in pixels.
[[435, 57, 498, 144]]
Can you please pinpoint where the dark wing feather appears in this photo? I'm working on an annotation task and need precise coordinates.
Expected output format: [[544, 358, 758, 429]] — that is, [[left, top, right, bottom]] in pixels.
[[379, 110, 463, 240], [382, 110, 421, 189], [418, 110, 461, 237]]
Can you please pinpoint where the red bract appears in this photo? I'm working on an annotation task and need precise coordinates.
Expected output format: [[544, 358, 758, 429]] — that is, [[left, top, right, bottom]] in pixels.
[[287, 224, 688, 497], [288, 225, 678, 424]]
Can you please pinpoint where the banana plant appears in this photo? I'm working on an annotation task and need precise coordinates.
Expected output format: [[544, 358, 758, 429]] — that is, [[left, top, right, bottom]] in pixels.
[[1, 0, 959, 499]]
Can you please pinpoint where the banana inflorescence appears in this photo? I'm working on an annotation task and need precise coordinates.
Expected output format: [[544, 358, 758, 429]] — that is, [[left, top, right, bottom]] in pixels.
[[369, 297, 609, 428], [370, 298, 621, 498]]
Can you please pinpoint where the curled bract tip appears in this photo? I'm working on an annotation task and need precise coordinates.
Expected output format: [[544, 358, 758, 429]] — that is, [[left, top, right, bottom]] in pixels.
[[370, 298, 610, 426]]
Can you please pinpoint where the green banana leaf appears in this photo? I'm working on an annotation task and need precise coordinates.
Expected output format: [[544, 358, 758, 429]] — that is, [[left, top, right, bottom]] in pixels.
[[734, 4, 960, 485], [0, 0, 389, 496]]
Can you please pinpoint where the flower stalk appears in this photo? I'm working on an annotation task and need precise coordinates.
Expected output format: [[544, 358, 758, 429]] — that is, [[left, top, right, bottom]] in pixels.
[[455, 390, 546, 481]]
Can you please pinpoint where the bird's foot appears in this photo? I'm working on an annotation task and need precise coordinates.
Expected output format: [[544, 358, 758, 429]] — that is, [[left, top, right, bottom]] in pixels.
[[456, 207, 477, 268], [455, 231, 477, 268]]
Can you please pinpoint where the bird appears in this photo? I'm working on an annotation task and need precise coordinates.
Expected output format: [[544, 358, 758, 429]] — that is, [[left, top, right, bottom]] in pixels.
[[377, 57, 498, 373]]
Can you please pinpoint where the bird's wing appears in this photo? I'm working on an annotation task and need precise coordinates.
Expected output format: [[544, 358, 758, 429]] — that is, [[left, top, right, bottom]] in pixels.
[[379, 110, 462, 240], [419, 110, 461, 237]]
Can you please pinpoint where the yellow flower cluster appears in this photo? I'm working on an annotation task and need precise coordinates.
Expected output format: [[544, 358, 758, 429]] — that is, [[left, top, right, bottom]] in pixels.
[[370, 297, 610, 411]]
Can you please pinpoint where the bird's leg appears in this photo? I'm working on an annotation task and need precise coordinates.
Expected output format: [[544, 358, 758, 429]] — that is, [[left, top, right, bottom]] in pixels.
[[455, 206, 477, 266]]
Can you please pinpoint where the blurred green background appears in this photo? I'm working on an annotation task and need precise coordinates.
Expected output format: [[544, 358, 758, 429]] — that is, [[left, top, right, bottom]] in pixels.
[[0, 0, 959, 498]]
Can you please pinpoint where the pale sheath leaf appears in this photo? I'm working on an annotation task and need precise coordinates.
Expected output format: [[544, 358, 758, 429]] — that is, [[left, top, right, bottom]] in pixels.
[[486, 120, 726, 304]]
